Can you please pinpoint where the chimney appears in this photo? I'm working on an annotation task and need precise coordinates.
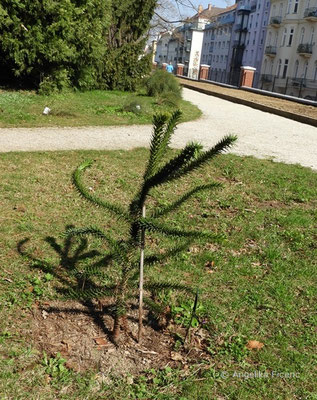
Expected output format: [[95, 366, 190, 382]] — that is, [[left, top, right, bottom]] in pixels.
[[208, 4, 213, 10], [198, 4, 204, 13]]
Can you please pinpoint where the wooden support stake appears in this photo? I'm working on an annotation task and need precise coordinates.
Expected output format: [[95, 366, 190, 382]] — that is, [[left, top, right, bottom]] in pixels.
[[138, 204, 146, 342]]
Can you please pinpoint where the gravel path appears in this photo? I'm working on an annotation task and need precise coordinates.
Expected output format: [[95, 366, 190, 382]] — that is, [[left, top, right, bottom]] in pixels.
[[0, 88, 316, 170]]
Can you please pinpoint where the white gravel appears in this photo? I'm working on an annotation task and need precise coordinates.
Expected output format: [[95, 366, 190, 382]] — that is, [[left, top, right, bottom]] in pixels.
[[0, 88, 316, 170]]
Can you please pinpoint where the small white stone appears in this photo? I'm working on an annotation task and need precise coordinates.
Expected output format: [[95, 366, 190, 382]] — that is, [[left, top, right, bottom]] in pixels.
[[42, 107, 51, 115]]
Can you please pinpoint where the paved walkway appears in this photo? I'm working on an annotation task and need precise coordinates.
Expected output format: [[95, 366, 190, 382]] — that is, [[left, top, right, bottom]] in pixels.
[[0, 88, 316, 170]]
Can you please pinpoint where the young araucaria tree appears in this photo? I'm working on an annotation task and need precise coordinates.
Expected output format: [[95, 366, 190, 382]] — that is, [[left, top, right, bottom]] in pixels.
[[67, 110, 236, 344]]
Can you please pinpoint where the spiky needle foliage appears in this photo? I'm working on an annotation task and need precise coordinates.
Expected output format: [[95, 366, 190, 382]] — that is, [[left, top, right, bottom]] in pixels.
[[69, 110, 237, 343]]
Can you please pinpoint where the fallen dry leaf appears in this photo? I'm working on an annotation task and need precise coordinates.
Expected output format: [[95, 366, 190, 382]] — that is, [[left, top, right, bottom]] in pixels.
[[246, 340, 264, 350], [126, 376, 134, 385], [251, 262, 261, 267], [205, 261, 217, 273], [94, 337, 108, 346], [170, 352, 183, 361]]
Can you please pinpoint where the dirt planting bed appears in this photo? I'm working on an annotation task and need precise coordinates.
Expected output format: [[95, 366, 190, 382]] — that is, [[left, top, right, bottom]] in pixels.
[[178, 78, 317, 121], [29, 299, 212, 378]]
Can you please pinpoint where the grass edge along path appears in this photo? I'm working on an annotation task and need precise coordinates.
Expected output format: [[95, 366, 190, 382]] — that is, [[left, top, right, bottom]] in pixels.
[[0, 89, 201, 128]]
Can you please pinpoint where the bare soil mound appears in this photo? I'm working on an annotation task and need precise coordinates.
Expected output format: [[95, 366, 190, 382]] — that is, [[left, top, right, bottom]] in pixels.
[[30, 300, 212, 377]]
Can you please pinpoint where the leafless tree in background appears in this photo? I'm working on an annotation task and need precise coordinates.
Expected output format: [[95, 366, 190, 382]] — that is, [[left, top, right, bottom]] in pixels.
[[151, 0, 233, 36], [150, 0, 198, 39]]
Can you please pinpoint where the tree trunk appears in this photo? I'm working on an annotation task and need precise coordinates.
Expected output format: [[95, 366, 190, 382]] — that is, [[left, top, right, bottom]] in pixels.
[[113, 314, 121, 343]]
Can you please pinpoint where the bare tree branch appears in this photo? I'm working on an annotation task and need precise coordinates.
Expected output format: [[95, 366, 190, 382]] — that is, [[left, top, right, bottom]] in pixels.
[[153, 10, 188, 24]]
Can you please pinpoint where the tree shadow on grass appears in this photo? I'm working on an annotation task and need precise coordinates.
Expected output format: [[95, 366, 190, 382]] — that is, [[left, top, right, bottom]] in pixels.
[[17, 225, 193, 343], [17, 225, 115, 340]]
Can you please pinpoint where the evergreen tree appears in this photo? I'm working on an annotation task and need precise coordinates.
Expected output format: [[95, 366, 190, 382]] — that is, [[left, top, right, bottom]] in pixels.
[[0, 0, 155, 91], [103, 0, 157, 91], [66, 111, 237, 343]]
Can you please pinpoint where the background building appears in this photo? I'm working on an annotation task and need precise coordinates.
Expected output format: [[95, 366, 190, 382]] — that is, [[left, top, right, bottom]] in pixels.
[[153, 0, 317, 99], [154, 4, 226, 77], [201, 5, 236, 83], [242, 0, 271, 87], [261, 0, 317, 99], [154, 32, 173, 65]]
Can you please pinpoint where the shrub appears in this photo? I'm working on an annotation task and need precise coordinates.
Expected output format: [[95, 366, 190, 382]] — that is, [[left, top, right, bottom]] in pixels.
[[145, 70, 182, 100], [156, 91, 181, 108]]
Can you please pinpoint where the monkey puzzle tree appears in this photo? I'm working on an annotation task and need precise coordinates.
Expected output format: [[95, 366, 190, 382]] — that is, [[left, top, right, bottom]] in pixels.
[[66, 111, 237, 343]]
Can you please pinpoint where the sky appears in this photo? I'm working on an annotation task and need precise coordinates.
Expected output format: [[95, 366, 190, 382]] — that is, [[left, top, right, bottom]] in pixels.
[[178, 0, 234, 17], [193, 0, 234, 8]]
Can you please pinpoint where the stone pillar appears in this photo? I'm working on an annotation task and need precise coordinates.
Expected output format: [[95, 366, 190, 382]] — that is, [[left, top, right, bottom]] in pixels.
[[200, 64, 210, 80], [240, 66, 256, 88], [177, 63, 184, 76], [152, 62, 157, 70], [162, 63, 168, 71]]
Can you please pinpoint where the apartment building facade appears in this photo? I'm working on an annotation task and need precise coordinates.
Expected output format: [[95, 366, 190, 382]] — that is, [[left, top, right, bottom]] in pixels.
[[261, 0, 317, 99], [242, 0, 271, 87], [154, 32, 172, 65], [154, 4, 226, 78], [201, 6, 236, 83], [153, 1, 317, 99]]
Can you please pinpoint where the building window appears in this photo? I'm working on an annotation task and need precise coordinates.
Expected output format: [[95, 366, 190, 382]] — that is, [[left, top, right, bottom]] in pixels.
[[293, 0, 299, 13], [268, 31, 272, 45], [282, 28, 287, 46], [310, 28, 315, 44], [304, 61, 308, 79], [288, 28, 294, 46], [277, 59, 282, 76], [287, 0, 292, 14], [294, 60, 299, 78], [282, 59, 289, 78], [300, 27, 305, 44]]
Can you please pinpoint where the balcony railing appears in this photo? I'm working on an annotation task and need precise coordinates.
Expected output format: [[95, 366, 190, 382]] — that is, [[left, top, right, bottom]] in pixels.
[[234, 23, 247, 32], [219, 14, 235, 25], [237, 5, 251, 14], [297, 43, 313, 56], [304, 7, 317, 20], [291, 78, 306, 88], [190, 22, 205, 30], [270, 16, 282, 26], [261, 74, 273, 83], [265, 46, 277, 56]]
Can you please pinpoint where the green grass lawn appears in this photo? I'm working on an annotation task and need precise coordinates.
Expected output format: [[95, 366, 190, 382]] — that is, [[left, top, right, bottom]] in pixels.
[[0, 89, 201, 128], [0, 149, 316, 399]]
